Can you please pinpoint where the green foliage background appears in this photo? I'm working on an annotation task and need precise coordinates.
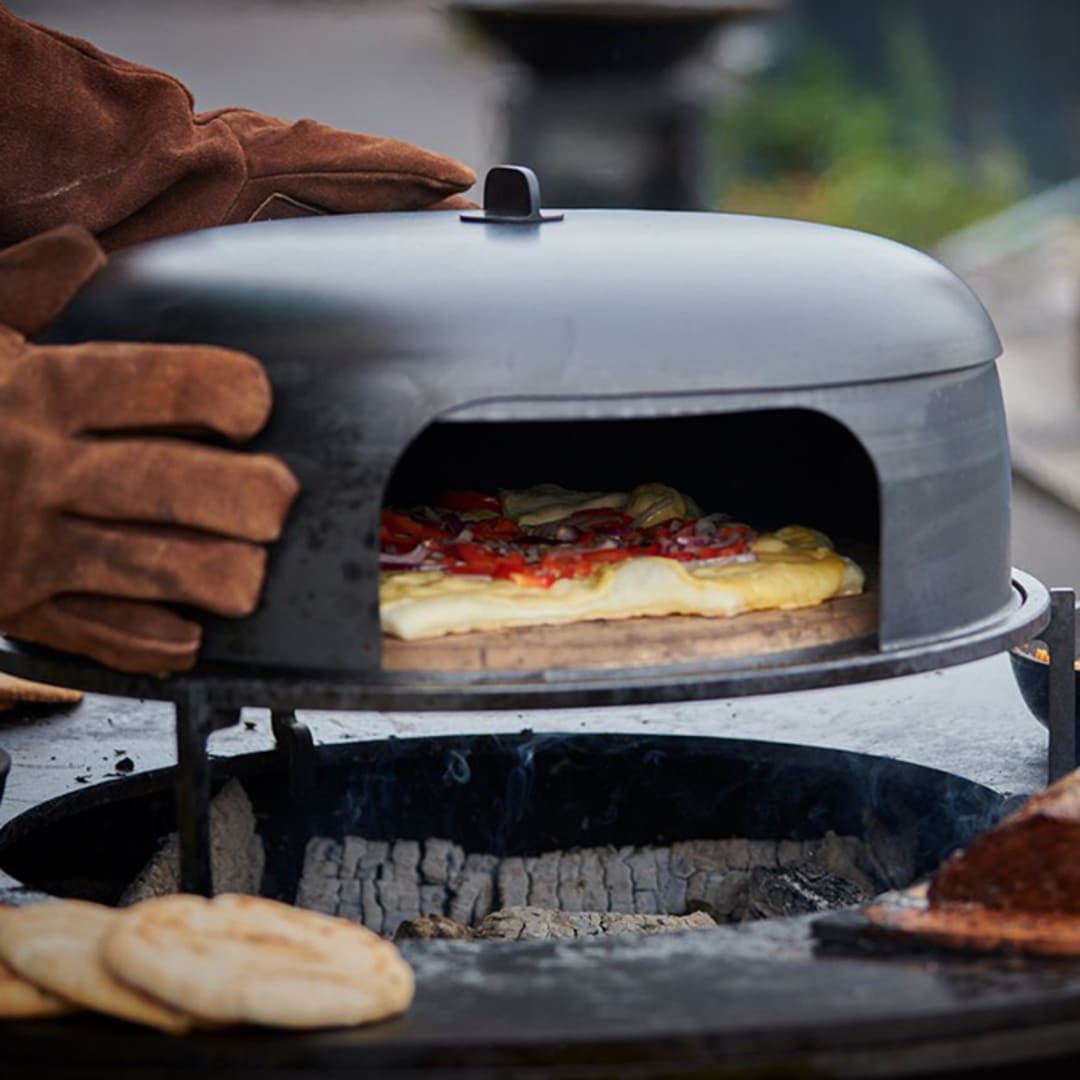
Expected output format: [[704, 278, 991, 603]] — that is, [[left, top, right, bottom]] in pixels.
[[712, 21, 1026, 250]]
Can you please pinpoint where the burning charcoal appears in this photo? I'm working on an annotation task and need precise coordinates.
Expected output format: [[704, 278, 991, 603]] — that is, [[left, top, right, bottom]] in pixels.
[[496, 857, 529, 909], [752, 865, 870, 918], [603, 847, 634, 912], [557, 851, 585, 912], [634, 889, 660, 915], [673, 840, 728, 873], [298, 879, 341, 915], [393, 840, 421, 881], [376, 840, 424, 936], [420, 838, 463, 886], [361, 877, 383, 935], [359, 839, 389, 876], [818, 833, 877, 896], [340, 879, 361, 909], [747, 839, 779, 870], [725, 839, 751, 871], [449, 853, 498, 925], [419, 884, 449, 918], [446, 842, 465, 883], [668, 845, 693, 879], [302, 837, 342, 881], [659, 855, 688, 916], [295, 831, 889, 934], [578, 849, 609, 912], [713, 871, 752, 922], [686, 869, 750, 922], [341, 837, 367, 880], [624, 850, 659, 894], [525, 852, 560, 908], [776, 839, 806, 870]]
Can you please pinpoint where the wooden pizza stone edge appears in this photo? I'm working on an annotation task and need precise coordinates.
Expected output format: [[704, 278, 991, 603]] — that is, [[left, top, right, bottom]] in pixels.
[[381, 591, 879, 673]]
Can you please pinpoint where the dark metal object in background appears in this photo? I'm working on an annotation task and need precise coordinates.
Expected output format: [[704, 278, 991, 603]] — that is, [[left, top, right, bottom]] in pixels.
[[1046, 589, 1077, 782], [1010, 596, 1080, 782], [449, 2, 780, 209]]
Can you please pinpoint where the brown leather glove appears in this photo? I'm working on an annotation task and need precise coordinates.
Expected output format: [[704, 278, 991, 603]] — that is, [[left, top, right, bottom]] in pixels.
[[0, 227, 299, 673], [0, 7, 476, 250]]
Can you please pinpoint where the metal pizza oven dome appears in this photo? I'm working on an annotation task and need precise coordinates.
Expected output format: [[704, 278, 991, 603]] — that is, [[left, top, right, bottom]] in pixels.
[[64, 200, 1000, 393], [46, 167, 1012, 677]]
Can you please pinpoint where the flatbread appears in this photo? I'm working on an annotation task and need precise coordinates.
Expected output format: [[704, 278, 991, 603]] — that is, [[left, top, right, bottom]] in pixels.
[[0, 900, 190, 1032], [0, 950, 75, 1019], [0, 672, 82, 711], [103, 894, 414, 1029]]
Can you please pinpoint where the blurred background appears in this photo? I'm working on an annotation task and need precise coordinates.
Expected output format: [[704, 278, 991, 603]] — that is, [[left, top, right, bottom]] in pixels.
[[9, 0, 1080, 589]]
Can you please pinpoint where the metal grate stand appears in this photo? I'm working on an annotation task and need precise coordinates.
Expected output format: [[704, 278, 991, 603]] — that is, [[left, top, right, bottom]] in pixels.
[[174, 700, 317, 894], [271, 709, 317, 802], [1046, 587, 1078, 783], [175, 694, 239, 895]]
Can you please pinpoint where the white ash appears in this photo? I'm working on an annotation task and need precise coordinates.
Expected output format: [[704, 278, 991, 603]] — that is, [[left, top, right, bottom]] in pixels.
[[121, 779, 264, 904], [397, 907, 718, 942], [296, 832, 881, 937]]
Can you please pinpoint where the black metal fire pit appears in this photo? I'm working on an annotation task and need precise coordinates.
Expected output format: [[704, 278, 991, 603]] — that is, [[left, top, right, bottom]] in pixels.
[[0, 733, 1003, 908], [4, 732, 1080, 1077]]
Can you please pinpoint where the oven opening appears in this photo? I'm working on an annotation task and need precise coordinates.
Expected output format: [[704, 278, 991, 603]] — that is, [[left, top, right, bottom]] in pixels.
[[384, 410, 879, 548], [379, 408, 880, 672]]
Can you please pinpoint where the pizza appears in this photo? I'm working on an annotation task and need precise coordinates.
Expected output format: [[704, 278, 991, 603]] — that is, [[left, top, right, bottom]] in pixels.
[[379, 483, 865, 641]]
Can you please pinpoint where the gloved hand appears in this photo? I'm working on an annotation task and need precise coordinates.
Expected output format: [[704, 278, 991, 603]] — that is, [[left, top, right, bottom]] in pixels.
[[0, 7, 476, 249], [0, 227, 299, 673]]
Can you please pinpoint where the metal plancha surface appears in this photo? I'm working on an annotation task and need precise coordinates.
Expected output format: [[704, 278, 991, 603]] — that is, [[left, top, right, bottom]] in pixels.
[[42, 198, 1011, 675], [6, 914, 1080, 1076], [0, 572, 1050, 709]]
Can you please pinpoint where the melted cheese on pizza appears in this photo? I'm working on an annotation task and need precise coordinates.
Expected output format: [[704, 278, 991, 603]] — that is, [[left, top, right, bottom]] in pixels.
[[381, 525, 864, 641], [500, 482, 698, 528]]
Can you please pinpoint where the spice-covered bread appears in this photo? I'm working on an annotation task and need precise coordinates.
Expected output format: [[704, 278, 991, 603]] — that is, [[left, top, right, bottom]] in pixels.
[[929, 769, 1080, 913]]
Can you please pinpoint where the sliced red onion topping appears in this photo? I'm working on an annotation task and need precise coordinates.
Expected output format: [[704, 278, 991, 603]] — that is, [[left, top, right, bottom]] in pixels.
[[380, 543, 436, 569]]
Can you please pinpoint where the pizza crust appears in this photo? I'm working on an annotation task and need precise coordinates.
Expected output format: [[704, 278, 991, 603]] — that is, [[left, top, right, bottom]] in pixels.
[[381, 525, 864, 641]]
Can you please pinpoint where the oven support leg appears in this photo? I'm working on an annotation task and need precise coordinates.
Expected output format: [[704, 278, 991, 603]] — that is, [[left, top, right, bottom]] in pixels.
[[1046, 588, 1077, 784], [174, 697, 241, 896], [271, 710, 317, 801]]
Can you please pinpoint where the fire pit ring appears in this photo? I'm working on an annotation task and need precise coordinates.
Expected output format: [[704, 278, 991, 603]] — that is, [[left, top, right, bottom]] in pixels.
[[4, 733, 1080, 1076]]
